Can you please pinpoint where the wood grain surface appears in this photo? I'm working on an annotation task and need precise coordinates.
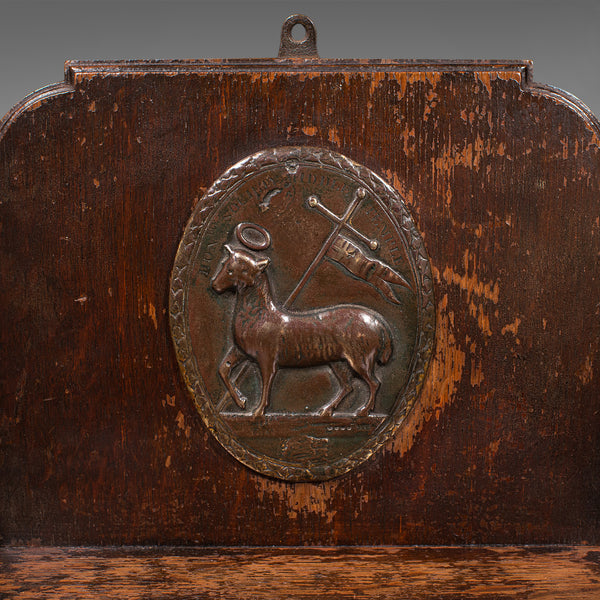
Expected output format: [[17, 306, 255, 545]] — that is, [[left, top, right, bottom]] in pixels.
[[1, 58, 599, 546], [2, 545, 600, 599]]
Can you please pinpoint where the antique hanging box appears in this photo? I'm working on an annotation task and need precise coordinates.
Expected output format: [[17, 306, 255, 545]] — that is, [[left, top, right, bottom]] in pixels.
[[1, 15, 600, 598]]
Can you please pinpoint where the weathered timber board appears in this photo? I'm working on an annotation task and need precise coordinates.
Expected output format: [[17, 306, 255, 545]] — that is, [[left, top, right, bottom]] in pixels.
[[0, 60, 599, 545], [1, 546, 600, 599]]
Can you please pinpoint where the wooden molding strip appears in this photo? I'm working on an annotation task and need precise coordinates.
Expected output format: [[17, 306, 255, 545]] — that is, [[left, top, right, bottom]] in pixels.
[[1, 545, 599, 599]]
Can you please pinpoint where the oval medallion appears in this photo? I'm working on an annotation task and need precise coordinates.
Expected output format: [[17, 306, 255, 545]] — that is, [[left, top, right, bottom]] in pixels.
[[169, 147, 435, 481]]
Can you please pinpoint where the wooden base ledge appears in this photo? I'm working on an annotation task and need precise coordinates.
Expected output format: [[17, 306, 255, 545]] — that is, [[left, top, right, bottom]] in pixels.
[[1, 545, 599, 599]]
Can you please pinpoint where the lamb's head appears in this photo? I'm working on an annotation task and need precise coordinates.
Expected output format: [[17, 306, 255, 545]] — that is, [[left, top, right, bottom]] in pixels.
[[211, 245, 270, 293]]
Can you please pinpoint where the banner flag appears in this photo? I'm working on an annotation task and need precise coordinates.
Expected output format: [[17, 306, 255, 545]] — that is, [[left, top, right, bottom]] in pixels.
[[326, 235, 412, 304]]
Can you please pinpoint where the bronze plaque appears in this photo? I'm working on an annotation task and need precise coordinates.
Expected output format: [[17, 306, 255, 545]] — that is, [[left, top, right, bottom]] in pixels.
[[170, 146, 434, 480]]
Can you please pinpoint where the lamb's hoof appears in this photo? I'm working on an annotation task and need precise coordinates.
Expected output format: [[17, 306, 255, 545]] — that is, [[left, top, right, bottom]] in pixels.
[[232, 393, 247, 410], [319, 406, 333, 418], [252, 408, 265, 419], [355, 406, 371, 417]]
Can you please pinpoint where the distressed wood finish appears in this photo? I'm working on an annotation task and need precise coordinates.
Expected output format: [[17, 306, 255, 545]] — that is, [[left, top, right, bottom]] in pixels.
[[1, 54, 599, 547], [2, 546, 600, 599]]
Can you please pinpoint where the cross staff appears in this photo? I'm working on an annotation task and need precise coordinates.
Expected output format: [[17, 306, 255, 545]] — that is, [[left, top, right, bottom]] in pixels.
[[283, 187, 369, 308], [307, 195, 379, 250]]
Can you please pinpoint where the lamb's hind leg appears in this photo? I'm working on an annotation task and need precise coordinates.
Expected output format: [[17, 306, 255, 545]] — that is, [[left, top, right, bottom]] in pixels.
[[347, 353, 380, 417], [218, 346, 247, 409], [319, 362, 353, 417], [358, 373, 380, 417]]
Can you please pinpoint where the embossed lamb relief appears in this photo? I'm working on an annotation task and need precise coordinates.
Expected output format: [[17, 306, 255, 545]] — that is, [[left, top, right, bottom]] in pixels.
[[169, 147, 435, 480]]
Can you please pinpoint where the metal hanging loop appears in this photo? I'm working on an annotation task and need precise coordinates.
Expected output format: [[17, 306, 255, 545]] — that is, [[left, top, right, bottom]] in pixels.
[[278, 14, 319, 59]]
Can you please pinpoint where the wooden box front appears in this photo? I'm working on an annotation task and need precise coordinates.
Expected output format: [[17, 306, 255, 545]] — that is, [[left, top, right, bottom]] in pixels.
[[1, 59, 599, 545]]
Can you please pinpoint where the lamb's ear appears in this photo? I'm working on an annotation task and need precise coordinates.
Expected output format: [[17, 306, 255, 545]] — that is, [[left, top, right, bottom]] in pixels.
[[224, 244, 234, 256], [255, 257, 270, 272]]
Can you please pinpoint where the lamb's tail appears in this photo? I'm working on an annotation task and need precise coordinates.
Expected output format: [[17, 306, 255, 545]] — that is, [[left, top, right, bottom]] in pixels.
[[377, 323, 393, 365]]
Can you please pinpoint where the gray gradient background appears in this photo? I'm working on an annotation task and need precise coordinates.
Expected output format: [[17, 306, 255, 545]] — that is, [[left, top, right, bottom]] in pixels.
[[0, 0, 599, 120]]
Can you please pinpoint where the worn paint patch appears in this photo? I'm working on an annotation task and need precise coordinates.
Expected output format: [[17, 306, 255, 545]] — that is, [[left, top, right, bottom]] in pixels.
[[147, 303, 158, 330], [176, 411, 185, 430], [248, 72, 281, 85], [471, 360, 485, 387], [406, 71, 442, 88], [392, 73, 408, 99], [138, 301, 158, 329], [468, 300, 493, 337], [433, 134, 509, 172], [368, 72, 388, 96], [383, 169, 415, 211], [577, 355, 594, 386], [475, 70, 522, 96], [438, 250, 500, 304], [502, 317, 521, 336], [254, 479, 336, 523], [327, 127, 341, 145]]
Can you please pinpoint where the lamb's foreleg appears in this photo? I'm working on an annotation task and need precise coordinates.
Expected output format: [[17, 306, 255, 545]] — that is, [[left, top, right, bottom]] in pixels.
[[218, 346, 247, 409], [253, 361, 277, 418]]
